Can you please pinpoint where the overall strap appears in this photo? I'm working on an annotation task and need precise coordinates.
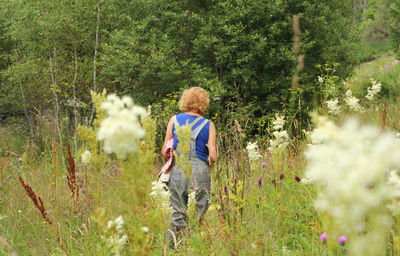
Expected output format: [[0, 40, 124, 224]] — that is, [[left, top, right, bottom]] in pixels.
[[174, 115, 202, 156], [189, 118, 209, 158], [173, 115, 179, 129], [191, 119, 209, 140], [173, 115, 202, 129]]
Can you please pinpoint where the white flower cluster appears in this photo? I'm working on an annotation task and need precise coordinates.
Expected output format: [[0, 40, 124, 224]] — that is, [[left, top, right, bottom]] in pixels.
[[386, 170, 400, 215], [344, 90, 363, 112], [308, 115, 338, 145], [98, 94, 147, 159], [246, 141, 262, 161], [318, 75, 324, 83], [326, 98, 341, 115], [305, 117, 400, 255], [81, 150, 91, 164], [150, 181, 172, 216], [268, 114, 289, 153], [103, 216, 128, 253], [272, 114, 285, 130], [396, 133, 400, 144], [187, 191, 197, 220], [365, 79, 382, 101]]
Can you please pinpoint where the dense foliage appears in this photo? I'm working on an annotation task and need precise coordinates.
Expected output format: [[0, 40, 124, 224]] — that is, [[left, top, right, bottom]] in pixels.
[[0, 0, 359, 134], [2, 1, 400, 255], [386, 0, 400, 52]]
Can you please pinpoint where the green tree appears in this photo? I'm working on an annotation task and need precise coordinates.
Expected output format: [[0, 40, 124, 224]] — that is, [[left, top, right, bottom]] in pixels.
[[101, 0, 357, 133], [386, 0, 400, 54]]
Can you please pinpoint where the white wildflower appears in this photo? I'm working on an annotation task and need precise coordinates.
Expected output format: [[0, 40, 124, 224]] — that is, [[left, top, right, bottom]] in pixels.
[[326, 98, 341, 115], [104, 234, 128, 252], [318, 76, 324, 83], [309, 115, 339, 144], [268, 114, 289, 153], [301, 177, 312, 185], [365, 79, 382, 101], [114, 216, 124, 231], [150, 181, 172, 216], [103, 216, 128, 253], [344, 90, 363, 112], [268, 130, 289, 153], [107, 220, 114, 230], [305, 117, 400, 256], [272, 114, 285, 130], [386, 170, 400, 215], [187, 191, 197, 220], [106, 215, 125, 233], [246, 141, 262, 161], [81, 150, 91, 164], [188, 191, 196, 209], [396, 133, 400, 144], [98, 94, 147, 159], [141, 226, 149, 233]]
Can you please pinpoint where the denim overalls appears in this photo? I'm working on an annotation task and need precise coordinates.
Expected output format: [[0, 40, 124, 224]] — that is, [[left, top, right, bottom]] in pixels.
[[167, 115, 211, 242]]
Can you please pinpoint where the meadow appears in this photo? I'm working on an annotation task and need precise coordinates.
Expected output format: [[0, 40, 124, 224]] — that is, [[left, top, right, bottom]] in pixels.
[[1, 55, 400, 256]]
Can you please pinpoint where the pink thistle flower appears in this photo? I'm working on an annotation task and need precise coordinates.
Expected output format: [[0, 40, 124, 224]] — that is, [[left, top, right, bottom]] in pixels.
[[338, 235, 347, 245], [261, 162, 267, 167], [18, 157, 23, 163], [257, 177, 263, 187], [320, 232, 327, 241]]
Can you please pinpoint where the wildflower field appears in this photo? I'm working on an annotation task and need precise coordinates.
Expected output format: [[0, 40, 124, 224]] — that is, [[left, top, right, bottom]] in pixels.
[[2, 1, 400, 255], [0, 54, 400, 256]]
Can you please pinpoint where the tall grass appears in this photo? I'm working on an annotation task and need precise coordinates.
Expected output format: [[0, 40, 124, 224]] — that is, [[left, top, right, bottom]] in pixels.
[[1, 67, 400, 255]]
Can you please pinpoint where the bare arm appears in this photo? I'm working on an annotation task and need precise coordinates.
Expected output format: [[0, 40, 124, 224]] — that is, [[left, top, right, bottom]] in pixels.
[[161, 117, 174, 159], [208, 121, 217, 165]]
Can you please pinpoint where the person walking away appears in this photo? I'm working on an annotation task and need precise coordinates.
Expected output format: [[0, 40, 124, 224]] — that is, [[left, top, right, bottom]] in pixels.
[[161, 87, 217, 248]]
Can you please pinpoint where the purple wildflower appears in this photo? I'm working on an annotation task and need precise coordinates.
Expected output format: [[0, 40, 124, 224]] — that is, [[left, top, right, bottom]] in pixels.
[[279, 173, 284, 180], [338, 235, 347, 245], [320, 232, 327, 242], [18, 158, 23, 163], [258, 177, 263, 187], [261, 162, 266, 167], [64, 211, 69, 215]]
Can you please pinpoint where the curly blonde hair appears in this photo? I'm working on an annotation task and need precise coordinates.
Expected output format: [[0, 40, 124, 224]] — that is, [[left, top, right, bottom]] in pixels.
[[179, 87, 210, 115]]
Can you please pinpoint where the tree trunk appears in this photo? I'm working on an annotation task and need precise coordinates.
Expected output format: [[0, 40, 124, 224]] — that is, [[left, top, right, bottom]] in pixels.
[[73, 48, 78, 155], [90, 0, 101, 125], [49, 48, 63, 150], [19, 81, 34, 138]]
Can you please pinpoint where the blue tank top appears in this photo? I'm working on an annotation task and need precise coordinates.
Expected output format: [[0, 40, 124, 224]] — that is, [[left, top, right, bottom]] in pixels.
[[172, 113, 210, 162]]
